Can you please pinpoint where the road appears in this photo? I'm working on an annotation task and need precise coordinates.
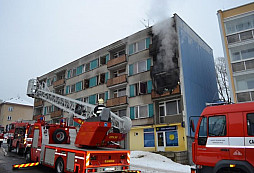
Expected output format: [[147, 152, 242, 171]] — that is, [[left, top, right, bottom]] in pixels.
[[0, 143, 54, 173]]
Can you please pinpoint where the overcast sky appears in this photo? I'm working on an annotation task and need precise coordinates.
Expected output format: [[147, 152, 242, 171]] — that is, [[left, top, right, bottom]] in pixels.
[[0, 0, 252, 103]]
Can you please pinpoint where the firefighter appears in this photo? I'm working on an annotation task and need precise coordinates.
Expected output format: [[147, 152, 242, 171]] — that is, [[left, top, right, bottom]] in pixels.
[[93, 99, 105, 117]]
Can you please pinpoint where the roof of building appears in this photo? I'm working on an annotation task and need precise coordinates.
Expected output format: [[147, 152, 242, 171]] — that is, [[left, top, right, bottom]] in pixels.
[[2, 97, 33, 107]]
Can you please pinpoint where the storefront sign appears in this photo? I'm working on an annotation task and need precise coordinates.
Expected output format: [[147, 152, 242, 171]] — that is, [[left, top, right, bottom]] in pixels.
[[156, 126, 177, 132]]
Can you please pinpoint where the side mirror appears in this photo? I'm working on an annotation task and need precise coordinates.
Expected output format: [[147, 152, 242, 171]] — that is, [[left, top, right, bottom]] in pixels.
[[190, 119, 195, 132]]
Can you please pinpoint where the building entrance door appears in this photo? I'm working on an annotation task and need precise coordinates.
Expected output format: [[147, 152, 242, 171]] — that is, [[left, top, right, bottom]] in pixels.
[[157, 132, 165, 151]]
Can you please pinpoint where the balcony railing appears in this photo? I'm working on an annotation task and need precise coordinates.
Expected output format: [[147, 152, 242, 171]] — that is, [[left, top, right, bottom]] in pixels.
[[34, 100, 43, 107], [106, 96, 127, 107], [107, 74, 127, 87], [50, 110, 63, 118], [151, 85, 180, 99], [53, 79, 65, 88], [107, 54, 126, 68]]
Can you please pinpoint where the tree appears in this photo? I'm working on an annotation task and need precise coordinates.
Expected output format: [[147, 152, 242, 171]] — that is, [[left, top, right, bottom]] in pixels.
[[215, 57, 232, 103]]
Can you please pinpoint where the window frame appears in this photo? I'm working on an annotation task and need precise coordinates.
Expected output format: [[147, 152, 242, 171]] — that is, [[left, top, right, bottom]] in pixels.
[[159, 99, 181, 119], [144, 128, 155, 147], [208, 115, 227, 137]]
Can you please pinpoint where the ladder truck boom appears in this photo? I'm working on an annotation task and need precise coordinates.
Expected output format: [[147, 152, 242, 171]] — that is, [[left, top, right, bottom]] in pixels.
[[27, 79, 131, 134]]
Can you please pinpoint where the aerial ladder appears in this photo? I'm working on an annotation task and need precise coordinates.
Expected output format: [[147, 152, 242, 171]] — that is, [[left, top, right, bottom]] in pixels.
[[27, 79, 132, 147]]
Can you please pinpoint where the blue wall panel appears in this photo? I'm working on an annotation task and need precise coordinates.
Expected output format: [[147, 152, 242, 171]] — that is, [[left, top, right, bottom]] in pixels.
[[175, 15, 219, 136]]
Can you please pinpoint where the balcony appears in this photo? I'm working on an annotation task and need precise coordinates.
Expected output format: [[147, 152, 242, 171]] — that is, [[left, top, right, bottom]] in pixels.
[[107, 74, 127, 88], [107, 54, 127, 69], [53, 79, 65, 88], [151, 85, 180, 99], [50, 110, 63, 118], [34, 100, 43, 107], [106, 96, 127, 107]]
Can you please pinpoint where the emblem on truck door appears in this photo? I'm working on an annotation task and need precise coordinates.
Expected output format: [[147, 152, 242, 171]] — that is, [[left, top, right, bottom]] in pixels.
[[233, 150, 242, 156]]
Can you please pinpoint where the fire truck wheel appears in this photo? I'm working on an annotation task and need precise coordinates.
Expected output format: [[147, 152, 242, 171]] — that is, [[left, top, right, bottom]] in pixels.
[[25, 150, 31, 163], [8, 140, 12, 152], [16, 142, 22, 155], [52, 129, 67, 144], [55, 157, 64, 173]]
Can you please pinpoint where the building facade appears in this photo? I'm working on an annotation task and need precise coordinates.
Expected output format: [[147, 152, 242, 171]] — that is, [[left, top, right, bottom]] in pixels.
[[0, 97, 33, 129], [218, 2, 254, 103], [34, 14, 218, 158]]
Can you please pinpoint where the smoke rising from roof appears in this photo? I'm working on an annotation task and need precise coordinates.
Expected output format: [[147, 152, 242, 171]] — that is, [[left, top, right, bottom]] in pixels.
[[147, 0, 171, 23]]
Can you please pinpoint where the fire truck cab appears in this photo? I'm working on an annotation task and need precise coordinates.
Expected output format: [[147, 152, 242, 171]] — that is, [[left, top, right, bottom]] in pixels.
[[192, 102, 254, 173]]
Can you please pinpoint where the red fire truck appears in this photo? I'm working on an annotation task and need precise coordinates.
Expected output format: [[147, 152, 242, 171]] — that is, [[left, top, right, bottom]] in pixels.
[[0, 126, 4, 146], [17, 79, 138, 173], [6, 121, 34, 155], [191, 102, 254, 173]]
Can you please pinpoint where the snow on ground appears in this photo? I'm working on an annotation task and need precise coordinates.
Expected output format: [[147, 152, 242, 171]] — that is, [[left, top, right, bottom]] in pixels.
[[130, 151, 190, 173]]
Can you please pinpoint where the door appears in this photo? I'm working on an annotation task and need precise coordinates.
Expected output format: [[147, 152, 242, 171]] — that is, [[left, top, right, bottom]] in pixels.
[[245, 113, 254, 166], [196, 115, 229, 167], [157, 132, 165, 151]]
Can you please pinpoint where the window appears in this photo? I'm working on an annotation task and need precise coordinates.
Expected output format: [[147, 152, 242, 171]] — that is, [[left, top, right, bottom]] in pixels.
[[98, 93, 105, 100], [118, 88, 126, 97], [240, 30, 253, 41], [7, 116, 12, 121], [166, 130, 178, 146], [129, 58, 151, 76], [237, 92, 251, 102], [128, 37, 151, 55], [130, 104, 153, 119], [224, 14, 254, 35], [198, 117, 207, 145], [72, 69, 77, 77], [99, 73, 106, 84], [100, 55, 106, 65], [159, 105, 165, 123], [230, 43, 254, 62], [83, 79, 89, 89], [113, 50, 125, 59], [227, 34, 240, 44], [118, 109, 126, 117], [247, 113, 254, 136], [166, 100, 181, 115], [8, 107, 13, 112], [235, 73, 254, 91], [139, 82, 147, 94], [139, 105, 148, 118], [208, 116, 226, 136], [85, 63, 90, 72], [129, 80, 152, 97], [144, 128, 155, 147], [232, 62, 245, 72], [71, 84, 75, 93]]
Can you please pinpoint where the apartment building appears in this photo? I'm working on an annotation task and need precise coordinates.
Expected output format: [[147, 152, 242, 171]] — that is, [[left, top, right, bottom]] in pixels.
[[218, 2, 254, 103], [0, 97, 33, 129], [34, 14, 218, 158]]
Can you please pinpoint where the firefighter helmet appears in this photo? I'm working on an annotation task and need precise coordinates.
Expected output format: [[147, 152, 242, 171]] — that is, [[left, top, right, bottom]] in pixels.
[[98, 98, 104, 104]]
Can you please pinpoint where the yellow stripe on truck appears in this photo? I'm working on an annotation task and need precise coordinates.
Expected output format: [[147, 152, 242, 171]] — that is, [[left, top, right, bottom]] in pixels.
[[13, 162, 40, 169]]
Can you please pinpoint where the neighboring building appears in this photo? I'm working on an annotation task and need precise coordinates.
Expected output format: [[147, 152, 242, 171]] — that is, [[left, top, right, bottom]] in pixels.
[[0, 97, 33, 129], [34, 14, 218, 161], [218, 2, 254, 103]]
